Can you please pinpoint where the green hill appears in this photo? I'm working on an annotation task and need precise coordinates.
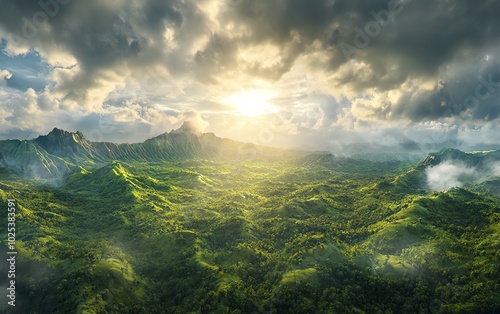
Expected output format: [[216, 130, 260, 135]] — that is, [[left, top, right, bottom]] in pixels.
[[0, 129, 499, 313]]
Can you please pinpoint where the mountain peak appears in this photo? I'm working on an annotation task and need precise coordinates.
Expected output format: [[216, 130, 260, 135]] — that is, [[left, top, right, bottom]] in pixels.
[[170, 121, 203, 136], [48, 127, 64, 135], [44, 127, 87, 142], [35, 128, 91, 158]]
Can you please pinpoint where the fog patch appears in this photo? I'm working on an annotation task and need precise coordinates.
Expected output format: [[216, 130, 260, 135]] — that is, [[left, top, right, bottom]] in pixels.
[[493, 162, 500, 177], [1, 155, 69, 188], [427, 161, 500, 191]]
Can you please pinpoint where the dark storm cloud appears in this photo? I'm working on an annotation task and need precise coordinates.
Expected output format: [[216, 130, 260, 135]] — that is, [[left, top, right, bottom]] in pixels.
[[391, 57, 500, 121], [142, 0, 183, 29], [325, 0, 500, 79], [227, 0, 335, 43], [0, 1, 140, 63], [222, 0, 500, 121], [222, 0, 335, 79], [193, 34, 239, 83], [0, 0, 209, 105], [225, 0, 500, 78]]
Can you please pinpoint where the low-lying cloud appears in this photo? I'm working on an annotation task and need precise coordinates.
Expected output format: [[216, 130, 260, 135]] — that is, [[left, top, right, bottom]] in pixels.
[[426, 160, 500, 191]]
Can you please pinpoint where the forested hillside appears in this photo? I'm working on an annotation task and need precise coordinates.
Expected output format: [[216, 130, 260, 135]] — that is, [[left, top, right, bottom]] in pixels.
[[0, 129, 499, 313]]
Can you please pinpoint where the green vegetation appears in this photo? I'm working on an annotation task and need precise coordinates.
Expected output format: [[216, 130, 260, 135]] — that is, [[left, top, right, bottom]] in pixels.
[[0, 130, 499, 313]]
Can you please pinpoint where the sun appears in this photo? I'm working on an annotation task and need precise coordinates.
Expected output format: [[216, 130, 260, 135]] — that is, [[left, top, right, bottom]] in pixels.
[[225, 90, 278, 116]]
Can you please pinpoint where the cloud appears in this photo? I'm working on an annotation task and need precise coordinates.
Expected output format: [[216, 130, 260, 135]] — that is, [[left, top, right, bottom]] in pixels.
[[0, 0, 211, 109], [426, 160, 500, 191], [0, 48, 49, 91], [0, 87, 63, 135], [0, 0, 499, 151], [178, 110, 210, 133], [493, 162, 500, 177], [426, 161, 478, 191], [0, 69, 12, 85], [0, 69, 12, 79]]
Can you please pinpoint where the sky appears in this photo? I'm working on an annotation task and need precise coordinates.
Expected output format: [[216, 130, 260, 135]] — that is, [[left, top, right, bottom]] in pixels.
[[0, 0, 499, 155]]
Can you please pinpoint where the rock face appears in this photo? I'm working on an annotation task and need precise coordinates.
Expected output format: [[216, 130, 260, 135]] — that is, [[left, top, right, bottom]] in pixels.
[[35, 128, 93, 159]]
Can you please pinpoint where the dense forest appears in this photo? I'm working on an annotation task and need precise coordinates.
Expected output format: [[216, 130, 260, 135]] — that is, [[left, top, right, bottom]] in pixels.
[[0, 130, 499, 313]]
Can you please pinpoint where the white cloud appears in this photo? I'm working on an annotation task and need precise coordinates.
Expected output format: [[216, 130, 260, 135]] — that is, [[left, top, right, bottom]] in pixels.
[[0, 69, 12, 85], [178, 110, 209, 133], [426, 160, 500, 192], [426, 162, 478, 191]]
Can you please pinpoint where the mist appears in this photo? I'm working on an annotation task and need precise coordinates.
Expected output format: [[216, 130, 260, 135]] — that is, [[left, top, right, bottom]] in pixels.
[[426, 161, 500, 191], [178, 111, 209, 134], [493, 163, 500, 177]]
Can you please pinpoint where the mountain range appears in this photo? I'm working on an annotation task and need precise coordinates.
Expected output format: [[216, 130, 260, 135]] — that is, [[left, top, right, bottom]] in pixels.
[[1, 125, 499, 195], [1, 125, 500, 313], [0, 123, 304, 180]]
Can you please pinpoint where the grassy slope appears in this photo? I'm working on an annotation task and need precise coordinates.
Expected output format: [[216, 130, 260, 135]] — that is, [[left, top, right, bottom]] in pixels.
[[0, 158, 499, 313]]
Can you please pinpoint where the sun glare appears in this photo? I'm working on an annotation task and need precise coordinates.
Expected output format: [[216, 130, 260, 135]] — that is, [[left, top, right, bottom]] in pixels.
[[225, 90, 278, 116]]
